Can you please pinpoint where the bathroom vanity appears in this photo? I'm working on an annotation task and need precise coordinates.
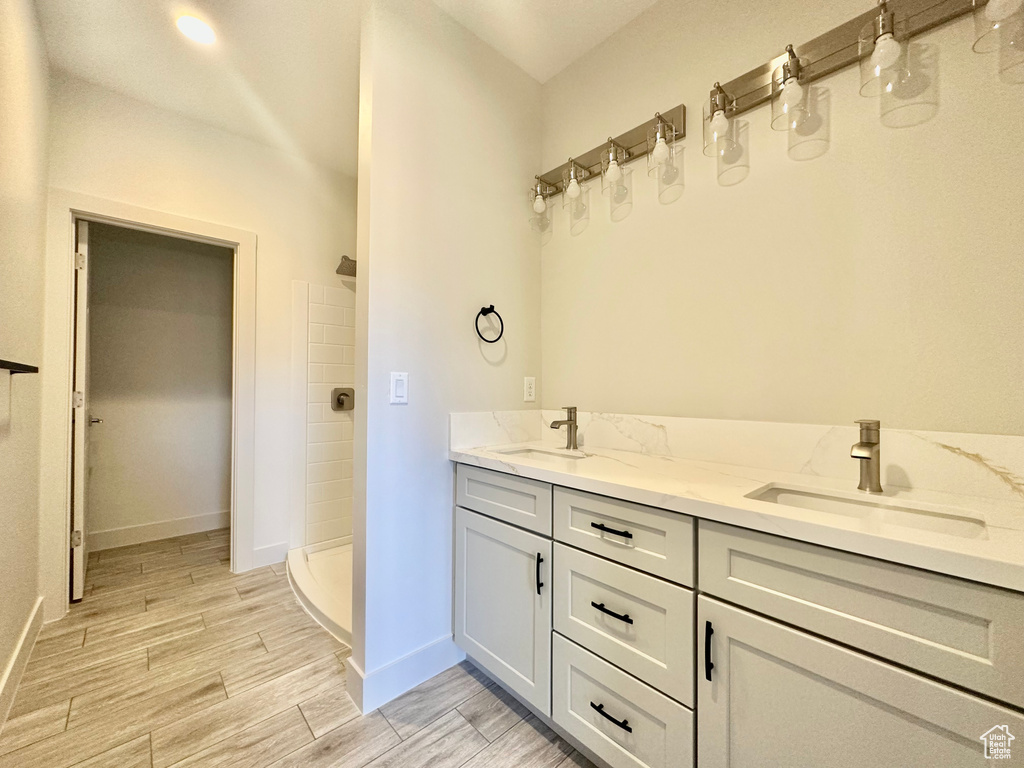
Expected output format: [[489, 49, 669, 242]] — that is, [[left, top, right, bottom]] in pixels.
[[450, 436, 1024, 768]]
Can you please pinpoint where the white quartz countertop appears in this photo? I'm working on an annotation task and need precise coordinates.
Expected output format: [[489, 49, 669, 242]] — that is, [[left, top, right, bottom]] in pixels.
[[450, 441, 1024, 593]]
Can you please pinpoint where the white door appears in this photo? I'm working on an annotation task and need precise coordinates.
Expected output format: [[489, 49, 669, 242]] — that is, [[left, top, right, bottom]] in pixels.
[[697, 595, 1024, 768], [70, 219, 92, 601], [454, 506, 552, 715]]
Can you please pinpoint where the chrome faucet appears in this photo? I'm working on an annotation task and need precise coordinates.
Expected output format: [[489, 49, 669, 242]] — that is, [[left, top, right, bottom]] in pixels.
[[850, 419, 883, 493], [550, 406, 578, 450]]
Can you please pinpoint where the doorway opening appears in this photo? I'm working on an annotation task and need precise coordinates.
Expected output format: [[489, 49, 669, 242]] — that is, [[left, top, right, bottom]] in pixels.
[[69, 219, 235, 601]]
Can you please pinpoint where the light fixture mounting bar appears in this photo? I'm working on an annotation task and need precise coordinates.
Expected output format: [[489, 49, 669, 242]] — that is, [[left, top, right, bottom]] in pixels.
[[537, 105, 686, 194], [721, 0, 985, 118]]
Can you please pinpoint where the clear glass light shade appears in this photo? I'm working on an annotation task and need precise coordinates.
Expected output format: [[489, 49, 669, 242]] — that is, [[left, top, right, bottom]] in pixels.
[[656, 146, 684, 204], [562, 184, 590, 236], [646, 123, 678, 170], [859, 19, 908, 96], [973, 0, 1024, 53], [562, 162, 588, 203], [999, 12, 1024, 81], [703, 98, 736, 157], [788, 87, 831, 161], [879, 42, 939, 128], [717, 120, 749, 186], [528, 188, 551, 235], [771, 66, 809, 130], [601, 145, 628, 185], [603, 167, 634, 221]]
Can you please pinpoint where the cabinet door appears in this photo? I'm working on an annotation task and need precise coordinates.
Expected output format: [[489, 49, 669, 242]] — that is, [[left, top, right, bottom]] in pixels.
[[697, 596, 1024, 768], [455, 506, 552, 715]]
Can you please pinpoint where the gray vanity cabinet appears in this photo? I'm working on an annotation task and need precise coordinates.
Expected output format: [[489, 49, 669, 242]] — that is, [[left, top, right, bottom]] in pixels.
[[453, 463, 1024, 768], [697, 595, 1024, 768]]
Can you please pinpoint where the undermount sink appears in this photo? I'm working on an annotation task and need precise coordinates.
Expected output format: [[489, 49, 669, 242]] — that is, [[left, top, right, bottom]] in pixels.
[[497, 448, 586, 462], [748, 484, 988, 539]]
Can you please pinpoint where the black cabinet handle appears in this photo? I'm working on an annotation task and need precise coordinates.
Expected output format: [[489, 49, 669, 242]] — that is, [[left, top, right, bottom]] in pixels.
[[590, 702, 632, 733], [704, 620, 715, 682], [590, 522, 633, 539], [591, 601, 634, 625], [536, 553, 544, 595]]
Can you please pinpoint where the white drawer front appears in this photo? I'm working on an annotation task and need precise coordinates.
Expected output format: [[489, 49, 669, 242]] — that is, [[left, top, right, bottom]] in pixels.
[[699, 520, 1024, 709], [552, 634, 693, 768], [553, 544, 693, 706], [456, 464, 552, 535], [553, 488, 694, 586]]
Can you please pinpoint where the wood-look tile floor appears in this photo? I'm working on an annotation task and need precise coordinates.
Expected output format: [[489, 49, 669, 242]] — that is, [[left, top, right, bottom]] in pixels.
[[0, 530, 596, 768]]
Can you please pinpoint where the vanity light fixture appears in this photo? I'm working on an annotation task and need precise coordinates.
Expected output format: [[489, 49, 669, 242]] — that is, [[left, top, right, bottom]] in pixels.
[[602, 140, 627, 183], [703, 83, 736, 157], [562, 159, 587, 200], [647, 115, 684, 203], [528, 178, 555, 233], [973, 0, 1024, 53], [601, 140, 635, 220], [176, 15, 217, 45], [858, 1, 903, 96], [771, 45, 809, 130], [562, 160, 591, 235]]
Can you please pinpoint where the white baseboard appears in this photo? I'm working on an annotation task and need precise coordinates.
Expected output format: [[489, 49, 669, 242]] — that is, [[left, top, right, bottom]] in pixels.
[[0, 597, 43, 736], [89, 511, 230, 551], [346, 635, 465, 713], [253, 541, 289, 569]]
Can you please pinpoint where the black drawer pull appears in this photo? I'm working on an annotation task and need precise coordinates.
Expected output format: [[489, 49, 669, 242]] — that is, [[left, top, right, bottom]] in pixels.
[[591, 601, 634, 625], [704, 620, 715, 682], [590, 522, 633, 539], [590, 702, 633, 733], [536, 553, 544, 595]]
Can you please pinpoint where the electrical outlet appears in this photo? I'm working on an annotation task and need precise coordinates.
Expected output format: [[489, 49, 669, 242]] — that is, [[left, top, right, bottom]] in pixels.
[[524, 376, 536, 402]]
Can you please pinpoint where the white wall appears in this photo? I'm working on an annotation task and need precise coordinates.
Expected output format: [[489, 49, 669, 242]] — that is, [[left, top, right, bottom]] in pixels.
[[540, 0, 1024, 435], [0, 0, 48, 728], [352, 0, 542, 708], [86, 224, 233, 549], [39, 73, 357, 617]]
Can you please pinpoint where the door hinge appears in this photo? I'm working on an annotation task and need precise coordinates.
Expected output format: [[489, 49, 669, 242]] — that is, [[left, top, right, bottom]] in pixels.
[[71, 530, 83, 548], [75, 252, 86, 270], [72, 391, 84, 408]]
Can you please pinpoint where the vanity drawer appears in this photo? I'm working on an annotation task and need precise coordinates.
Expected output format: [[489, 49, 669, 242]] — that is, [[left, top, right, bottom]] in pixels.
[[553, 488, 693, 586], [553, 544, 693, 705], [699, 520, 1024, 708], [552, 633, 693, 768], [456, 464, 552, 535]]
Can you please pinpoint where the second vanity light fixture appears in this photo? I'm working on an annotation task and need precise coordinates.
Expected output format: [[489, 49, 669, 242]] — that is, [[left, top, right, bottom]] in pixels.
[[529, 0, 1013, 228]]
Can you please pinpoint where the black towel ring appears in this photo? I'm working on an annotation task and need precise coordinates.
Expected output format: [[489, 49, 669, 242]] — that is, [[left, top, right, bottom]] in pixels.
[[475, 305, 504, 344]]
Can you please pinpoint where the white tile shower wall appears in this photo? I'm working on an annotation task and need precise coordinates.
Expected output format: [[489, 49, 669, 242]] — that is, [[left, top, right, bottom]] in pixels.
[[306, 282, 356, 545]]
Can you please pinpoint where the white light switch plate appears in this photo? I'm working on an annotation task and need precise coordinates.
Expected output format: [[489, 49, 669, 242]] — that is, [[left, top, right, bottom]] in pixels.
[[524, 376, 536, 402], [390, 372, 409, 404]]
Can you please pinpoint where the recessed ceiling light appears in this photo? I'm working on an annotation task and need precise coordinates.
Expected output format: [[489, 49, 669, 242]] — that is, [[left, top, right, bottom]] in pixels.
[[176, 15, 216, 45]]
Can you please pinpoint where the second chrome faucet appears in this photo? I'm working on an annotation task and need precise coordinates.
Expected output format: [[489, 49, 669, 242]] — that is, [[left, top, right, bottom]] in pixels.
[[550, 406, 579, 450], [851, 419, 883, 493]]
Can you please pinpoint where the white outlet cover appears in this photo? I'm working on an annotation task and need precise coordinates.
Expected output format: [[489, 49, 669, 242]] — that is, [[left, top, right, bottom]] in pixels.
[[390, 372, 409, 404], [524, 376, 536, 402]]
